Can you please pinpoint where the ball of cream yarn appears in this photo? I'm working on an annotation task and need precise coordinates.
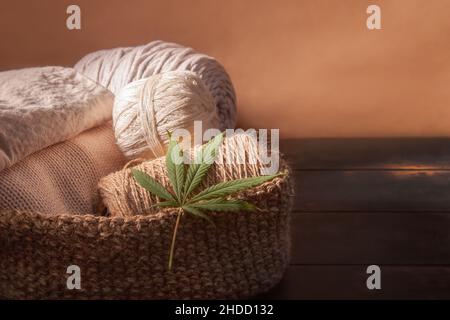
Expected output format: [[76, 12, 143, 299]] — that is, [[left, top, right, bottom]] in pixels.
[[75, 41, 237, 130], [113, 70, 220, 159]]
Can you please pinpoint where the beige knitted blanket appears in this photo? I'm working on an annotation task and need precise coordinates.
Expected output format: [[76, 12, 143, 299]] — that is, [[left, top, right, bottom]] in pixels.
[[0, 66, 126, 214], [0, 66, 113, 171], [0, 123, 126, 215]]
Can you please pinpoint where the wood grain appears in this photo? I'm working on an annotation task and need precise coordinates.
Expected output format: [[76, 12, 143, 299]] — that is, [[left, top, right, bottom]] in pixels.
[[292, 170, 450, 212], [290, 213, 450, 265], [260, 265, 450, 299], [276, 138, 450, 298], [281, 138, 450, 170]]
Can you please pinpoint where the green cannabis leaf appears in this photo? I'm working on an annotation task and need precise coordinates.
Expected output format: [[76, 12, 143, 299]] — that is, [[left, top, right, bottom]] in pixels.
[[165, 137, 185, 203], [132, 170, 176, 202], [132, 132, 280, 270]]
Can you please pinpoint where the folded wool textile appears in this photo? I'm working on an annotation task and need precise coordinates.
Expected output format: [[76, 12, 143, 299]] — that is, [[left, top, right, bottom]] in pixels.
[[0, 66, 114, 171], [74, 40, 236, 130], [99, 133, 282, 217], [0, 123, 127, 215]]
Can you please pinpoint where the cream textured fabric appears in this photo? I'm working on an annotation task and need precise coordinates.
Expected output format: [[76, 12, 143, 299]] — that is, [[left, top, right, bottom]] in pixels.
[[0, 66, 114, 171], [0, 123, 127, 215], [74, 40, 236, 130]]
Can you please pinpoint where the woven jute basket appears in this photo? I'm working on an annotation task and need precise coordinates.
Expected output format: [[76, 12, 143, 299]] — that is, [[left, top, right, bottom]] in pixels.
[[0, 166, 293, 300]]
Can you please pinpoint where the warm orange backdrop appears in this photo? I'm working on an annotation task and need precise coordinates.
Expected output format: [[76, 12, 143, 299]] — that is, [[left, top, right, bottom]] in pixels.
[[1, 0, 449, 137]]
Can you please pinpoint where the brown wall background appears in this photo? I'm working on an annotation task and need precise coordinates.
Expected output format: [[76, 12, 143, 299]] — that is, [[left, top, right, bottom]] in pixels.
[[1, 0, 449, 137]]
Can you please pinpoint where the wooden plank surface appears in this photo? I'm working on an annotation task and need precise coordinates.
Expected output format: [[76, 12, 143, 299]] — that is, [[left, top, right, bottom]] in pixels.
[[281, 138, 450, 170], [265, 138, 450, 299], [290, 213, 450, 265], [292, 170, 450, 212], [260, 265, 450, 299]]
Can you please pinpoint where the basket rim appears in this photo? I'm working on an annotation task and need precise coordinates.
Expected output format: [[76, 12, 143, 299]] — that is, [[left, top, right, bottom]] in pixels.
[[0, 171, 291, 224]]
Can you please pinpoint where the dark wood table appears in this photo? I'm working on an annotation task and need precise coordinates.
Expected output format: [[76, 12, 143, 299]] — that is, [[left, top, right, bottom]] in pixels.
[[261, 138, 450, 299]]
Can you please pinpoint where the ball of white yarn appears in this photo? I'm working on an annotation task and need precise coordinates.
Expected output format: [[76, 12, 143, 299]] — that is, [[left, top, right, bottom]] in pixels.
[[113, 71, 220, 159], [75, 41, 237, 130]]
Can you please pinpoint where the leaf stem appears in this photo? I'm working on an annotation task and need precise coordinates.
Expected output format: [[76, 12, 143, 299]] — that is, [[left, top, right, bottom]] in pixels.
[[168, 208, 183, 271]]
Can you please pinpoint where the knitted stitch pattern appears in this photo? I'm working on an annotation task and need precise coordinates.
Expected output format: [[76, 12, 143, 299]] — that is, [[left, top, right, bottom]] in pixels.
[[0, 166, 293, 299]]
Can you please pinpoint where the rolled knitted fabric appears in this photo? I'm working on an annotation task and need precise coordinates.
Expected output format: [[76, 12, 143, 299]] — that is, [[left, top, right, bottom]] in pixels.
[[74, 40, 237, 130]]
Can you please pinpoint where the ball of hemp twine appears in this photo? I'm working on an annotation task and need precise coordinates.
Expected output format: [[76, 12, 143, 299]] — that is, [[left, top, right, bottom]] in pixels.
[[113, 70, 220, 159], [99, 132, 283, 218]]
